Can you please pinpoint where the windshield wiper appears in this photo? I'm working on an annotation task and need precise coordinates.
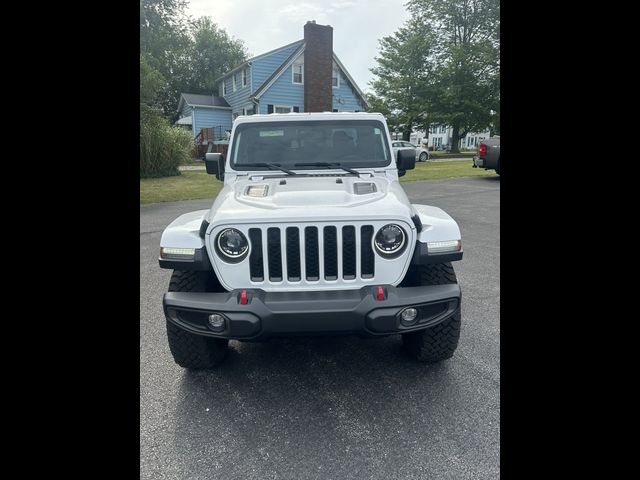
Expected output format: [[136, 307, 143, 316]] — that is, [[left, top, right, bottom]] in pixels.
[[240, 162, 298, 176], [294, 162, 361, 177]]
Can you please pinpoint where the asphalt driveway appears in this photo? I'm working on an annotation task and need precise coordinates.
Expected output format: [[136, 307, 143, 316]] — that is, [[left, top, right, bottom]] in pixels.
[[140, 175, 500, 479]]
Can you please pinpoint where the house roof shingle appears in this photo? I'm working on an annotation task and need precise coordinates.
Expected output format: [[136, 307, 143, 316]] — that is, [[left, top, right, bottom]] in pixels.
[[213, 40, 305, 85], [179, 38, 368, 112], [181, 93, 230, 108]]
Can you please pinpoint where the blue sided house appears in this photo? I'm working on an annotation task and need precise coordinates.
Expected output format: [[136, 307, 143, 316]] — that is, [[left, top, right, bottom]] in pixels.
[[176, 21, 369, 142]]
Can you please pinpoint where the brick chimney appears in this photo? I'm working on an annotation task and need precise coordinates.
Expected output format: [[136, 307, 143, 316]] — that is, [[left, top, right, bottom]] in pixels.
[[304, 21, 333, 112]]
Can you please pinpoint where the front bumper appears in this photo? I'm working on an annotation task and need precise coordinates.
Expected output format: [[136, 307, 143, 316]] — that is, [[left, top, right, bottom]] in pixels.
[[163, 284, 461, 341]]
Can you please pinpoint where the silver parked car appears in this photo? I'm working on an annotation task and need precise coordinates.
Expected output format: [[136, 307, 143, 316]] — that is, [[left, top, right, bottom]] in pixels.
[[391, 141, 430, 162]]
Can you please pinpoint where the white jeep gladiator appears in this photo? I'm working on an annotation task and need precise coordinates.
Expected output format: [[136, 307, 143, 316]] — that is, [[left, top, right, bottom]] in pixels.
[[159, 112, 463, 369]]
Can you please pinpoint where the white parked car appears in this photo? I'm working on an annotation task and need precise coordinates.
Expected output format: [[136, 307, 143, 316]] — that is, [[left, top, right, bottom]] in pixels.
[[159, 112, 462, 370], [391, 141, 430, 162]]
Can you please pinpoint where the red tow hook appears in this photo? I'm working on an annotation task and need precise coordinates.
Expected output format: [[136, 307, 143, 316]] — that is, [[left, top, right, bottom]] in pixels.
[[376, 286, 386, 301], [240, 289, 249, 305]]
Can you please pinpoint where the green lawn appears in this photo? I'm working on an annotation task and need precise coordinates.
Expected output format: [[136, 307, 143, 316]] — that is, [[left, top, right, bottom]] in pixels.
[[429, 151, 476, 157], [402, 159, 494, 182], [140, 171, 224, 204], [140, 160, 495, 204]]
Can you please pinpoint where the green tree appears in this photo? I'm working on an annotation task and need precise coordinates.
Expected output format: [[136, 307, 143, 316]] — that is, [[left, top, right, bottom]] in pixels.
[[370, 19, 436, 141], [409, 0, 499, 152], [140, 0, 189, 66], [372, 0, 500, 152], [140, 1, 248, 119], [140, 0, 191, 116], [188, 17, 248, 96], [140, 54, 166, 111], [365, 93, 401, 136]]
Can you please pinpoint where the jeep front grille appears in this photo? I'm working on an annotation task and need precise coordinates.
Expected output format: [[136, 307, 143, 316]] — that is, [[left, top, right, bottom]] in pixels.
[[248, 224, 381, 282], [209, 221, 414, 292]]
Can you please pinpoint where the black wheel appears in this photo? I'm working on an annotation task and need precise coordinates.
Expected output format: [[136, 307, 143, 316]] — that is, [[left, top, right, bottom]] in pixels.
[[419, 152, 428, 162], [401, 263, 461, 363], [166, 270, 229, 370]]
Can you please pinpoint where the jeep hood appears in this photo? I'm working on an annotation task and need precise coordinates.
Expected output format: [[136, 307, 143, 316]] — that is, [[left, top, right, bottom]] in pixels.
[[207, 175, 415, 225]]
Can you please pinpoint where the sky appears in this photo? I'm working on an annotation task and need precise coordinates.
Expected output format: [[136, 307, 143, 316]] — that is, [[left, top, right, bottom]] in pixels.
[[186, 0, 412, 94]]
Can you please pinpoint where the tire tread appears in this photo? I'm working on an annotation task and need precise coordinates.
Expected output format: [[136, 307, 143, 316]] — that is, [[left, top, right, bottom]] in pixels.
[[402, 263, 461, 363], [166, 270, 228, 370]]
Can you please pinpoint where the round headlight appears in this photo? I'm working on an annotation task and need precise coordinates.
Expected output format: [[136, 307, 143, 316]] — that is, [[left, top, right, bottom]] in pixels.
[[374, 224, 407, 257], [216, 228, 249, 261]]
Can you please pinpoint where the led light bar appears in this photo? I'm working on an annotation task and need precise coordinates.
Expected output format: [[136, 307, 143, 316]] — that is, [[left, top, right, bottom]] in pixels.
[[427, 240, 461, 254], [160, 247, 196, 260]]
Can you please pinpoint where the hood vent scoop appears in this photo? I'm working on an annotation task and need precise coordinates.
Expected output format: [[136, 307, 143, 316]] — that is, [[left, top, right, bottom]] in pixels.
[[245, 185, 269, 197], [354, 182, 377, 195]]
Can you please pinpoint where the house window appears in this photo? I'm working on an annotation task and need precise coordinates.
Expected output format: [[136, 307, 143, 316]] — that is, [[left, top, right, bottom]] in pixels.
[[292, 60, 303, 84], [222, 81, 226, 96], [245, 106, 255, 115], [275, 106, 292, 113], [332, 64, 340, 88], [232, 73, 237, 92], [242, 69, 248, 87]]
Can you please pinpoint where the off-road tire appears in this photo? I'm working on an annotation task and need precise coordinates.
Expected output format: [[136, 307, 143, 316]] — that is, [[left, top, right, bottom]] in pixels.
[[402, 263, 461, 363], [166, 270, 229, 370]]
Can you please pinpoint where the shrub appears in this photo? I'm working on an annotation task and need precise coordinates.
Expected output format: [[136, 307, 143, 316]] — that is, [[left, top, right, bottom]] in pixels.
[[140, 111, 194, 178]]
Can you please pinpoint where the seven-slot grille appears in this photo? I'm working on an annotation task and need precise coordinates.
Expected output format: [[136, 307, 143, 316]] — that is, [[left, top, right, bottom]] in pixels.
[[248, 225, 377, 283]]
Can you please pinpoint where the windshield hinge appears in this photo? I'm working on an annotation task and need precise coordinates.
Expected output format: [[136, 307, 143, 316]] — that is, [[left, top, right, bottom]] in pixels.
[[229, 172, 249, 180]]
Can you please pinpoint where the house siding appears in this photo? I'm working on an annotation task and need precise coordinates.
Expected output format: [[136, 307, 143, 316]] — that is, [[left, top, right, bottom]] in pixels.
[[179, 104, 193, 119], [331, 69, 365, 112], [251, 43, 303, 96], [221, 66, 252, 118], [177, 103, 195, 135], [426, 127, 491, 150], [192, 107, 233, 137], [257, 67, 305, 114], [182, 32, 368, 133]]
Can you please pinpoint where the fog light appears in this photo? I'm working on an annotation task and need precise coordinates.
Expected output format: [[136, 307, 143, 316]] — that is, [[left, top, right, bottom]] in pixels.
[[208, 314, 225, 330], [401, 307, 418, 325]]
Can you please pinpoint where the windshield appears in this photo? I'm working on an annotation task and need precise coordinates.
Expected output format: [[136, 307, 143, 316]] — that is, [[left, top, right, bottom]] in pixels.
[[229, 120, 392, 170]]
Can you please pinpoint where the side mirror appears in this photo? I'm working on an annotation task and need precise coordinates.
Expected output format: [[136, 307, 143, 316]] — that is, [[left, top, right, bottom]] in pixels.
[[205, 152, 224, 180], [397, 149, 416, 172]]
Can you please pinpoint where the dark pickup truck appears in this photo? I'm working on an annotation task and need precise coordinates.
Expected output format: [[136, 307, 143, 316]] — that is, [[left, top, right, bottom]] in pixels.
[[473, 137, 500, 175]]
